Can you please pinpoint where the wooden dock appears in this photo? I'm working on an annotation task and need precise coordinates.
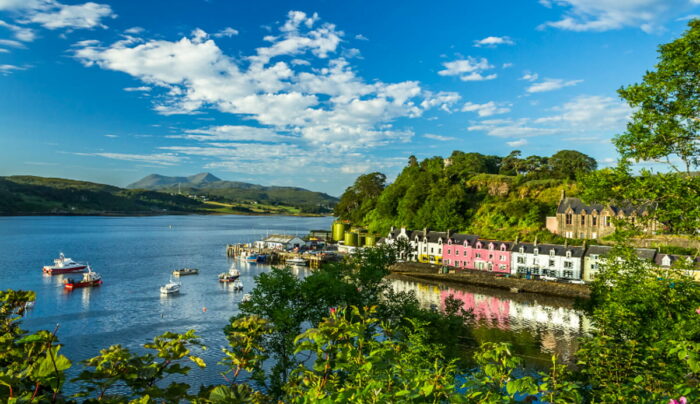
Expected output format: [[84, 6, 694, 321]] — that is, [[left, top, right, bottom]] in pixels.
[[226, 244, 339, 269]]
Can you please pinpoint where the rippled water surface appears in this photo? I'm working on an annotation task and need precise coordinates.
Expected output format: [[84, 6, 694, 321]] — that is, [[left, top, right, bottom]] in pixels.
[[0, 215, 591, 390], [0, 215, 333, 388]]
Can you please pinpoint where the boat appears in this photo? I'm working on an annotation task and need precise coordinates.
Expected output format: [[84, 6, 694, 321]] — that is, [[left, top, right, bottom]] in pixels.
[[246, 254, 260, 263], [218, 268, 241, 282], [241, 293, 252, 303], [64, 266, 102, 290], [42, 253, 87, 275], [172, 268, 199, 276], [229, 279, 244, 291], [286, 257, 307, 266], [160, 278, 181, 295]]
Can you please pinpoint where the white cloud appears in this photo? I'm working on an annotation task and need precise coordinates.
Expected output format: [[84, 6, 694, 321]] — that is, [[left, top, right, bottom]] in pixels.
[[0, 63, 26, 74], [507, 139, 527, 147], [123, 86, 151, 92], [340, 164, 371, 174], [0, 38, 25, 47], [25, 2, 115, 30], [354, 34, 368, 40], [74, 152, 182, 165], [213, 27, 238, 38], [104, 134, 118, 138], [0, 20, 36, 41], [502, 62, 513, 68], [526, 78, 582, 93], [538, 0, 697, 32], [0, 48, 8, 53], [473, 36, 514, 47], [0, 0, 115, 30], [73, 11, 442, 153], [172, 125, 294, 143], [438, 57, 497, 82], [124, 26, 144, 34], [521, 72, 538, 81], [468, 95, 630, 140], [462, 101, 510, 117], [424, 133, 456, 141]]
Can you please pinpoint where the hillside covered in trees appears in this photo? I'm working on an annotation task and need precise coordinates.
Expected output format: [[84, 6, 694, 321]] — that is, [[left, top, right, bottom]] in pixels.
[[334, 150, 598, 241]]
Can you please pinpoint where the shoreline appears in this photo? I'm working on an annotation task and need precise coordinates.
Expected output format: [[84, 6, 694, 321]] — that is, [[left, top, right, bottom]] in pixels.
[[389, 262, 590, 300], [0, 211, 334, 218]]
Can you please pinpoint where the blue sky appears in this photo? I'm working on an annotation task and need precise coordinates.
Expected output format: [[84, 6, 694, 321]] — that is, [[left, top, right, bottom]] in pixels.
[[0, 0, 698, 196]]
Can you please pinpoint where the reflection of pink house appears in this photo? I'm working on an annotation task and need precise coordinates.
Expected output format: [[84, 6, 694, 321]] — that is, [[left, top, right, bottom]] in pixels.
[[443, 235, 512, 274], [441, 289, 510, 329]]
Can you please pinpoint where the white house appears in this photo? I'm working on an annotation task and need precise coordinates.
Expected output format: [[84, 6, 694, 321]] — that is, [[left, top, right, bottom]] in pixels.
[[414, 229, 449, 264], [510, 243, 585, 280], [381, 227, 416, 260], [255, 234, 305, 250]]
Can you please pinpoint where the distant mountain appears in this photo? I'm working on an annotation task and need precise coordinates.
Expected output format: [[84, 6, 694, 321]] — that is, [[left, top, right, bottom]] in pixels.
[[0, 176, 204, 215], [127, 172, 221, 189], [128, 173, 338, 213]]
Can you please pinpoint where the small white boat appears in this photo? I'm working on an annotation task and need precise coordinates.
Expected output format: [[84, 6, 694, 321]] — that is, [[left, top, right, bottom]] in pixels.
[[218, 268, 241, 283], [230, 279, 244, 291], [241, 293, 252, 302], [160, 278, 181, 295], [286, 257, 307, 266]]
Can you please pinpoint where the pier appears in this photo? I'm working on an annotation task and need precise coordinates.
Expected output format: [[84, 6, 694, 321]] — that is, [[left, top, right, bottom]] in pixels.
[[226, 243, 339, 269]]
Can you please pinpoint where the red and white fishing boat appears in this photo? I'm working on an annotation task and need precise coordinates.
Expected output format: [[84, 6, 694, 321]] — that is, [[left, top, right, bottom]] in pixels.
[[64, 267, 102, 290], [218, 268, 241, 283], [43, 253, 87, 275]]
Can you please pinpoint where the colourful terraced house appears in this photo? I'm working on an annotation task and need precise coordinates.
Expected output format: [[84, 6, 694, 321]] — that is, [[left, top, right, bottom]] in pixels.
[[413, 229, 449, 264], [443, 235, 512, 274]]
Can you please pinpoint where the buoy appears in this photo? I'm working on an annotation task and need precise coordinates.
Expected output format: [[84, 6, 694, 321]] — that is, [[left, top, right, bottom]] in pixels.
[[202, 307, 207, 312]]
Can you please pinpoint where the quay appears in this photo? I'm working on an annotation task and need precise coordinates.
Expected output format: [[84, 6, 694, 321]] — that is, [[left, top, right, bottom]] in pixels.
[[226, 243, 339, 269]]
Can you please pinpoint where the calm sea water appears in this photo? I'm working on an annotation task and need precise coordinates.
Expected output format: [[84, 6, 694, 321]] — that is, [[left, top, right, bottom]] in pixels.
[[0, 215, 589, 391]]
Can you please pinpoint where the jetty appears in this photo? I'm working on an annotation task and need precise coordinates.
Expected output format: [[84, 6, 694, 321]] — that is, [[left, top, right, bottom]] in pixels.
[[226, 243, 340, 269]]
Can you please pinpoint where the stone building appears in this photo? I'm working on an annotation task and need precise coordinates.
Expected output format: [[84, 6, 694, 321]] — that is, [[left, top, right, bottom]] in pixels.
[[546, 193, 658, 240]]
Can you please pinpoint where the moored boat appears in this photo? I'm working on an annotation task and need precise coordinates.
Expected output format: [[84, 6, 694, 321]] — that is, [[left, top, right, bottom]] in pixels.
[[229, 279, 244, 290], [286, 257, 307, 266], [64, 266, 102, 290], [218, 268, 241, 282], [43, 253, 87, 275], [172, 268, 199, 276], [246, 254, 260, 263], [160, 278, 181, 295], [241, 293, 252, 302]]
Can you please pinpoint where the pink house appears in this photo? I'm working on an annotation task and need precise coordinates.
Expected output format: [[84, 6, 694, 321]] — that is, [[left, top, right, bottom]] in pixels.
[[443, 235, 512, 274]]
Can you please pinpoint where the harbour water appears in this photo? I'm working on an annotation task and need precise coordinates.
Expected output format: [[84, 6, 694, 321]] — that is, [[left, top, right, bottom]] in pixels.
[[0, 215, 590, 390]]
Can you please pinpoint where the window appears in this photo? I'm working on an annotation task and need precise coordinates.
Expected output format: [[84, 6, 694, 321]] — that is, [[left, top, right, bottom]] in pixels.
[[532, 268, 540, 275], [592, 216, 597, 226], [455, 260, 459, 266], [519, 247, 524, 253], [517, 266, 527, 274], [550, 250, 555, 257], [444, 259, 449, 265], [549, 260, 555, 267], [605, 216, 611, 227], [517, 257, 525, 264], [500, 255, 506, 261], [592, 263, 599, 270], [446, 249, 451, 255], [580, 233, 585, 239], [566, 251, 572, 258], [500, 245, 506, 251], [563, 270, 573, 278], [592, 232, 597, 239], [499, 264, 507, 270], [430, 247, 433, 253], [475, 253, 481, 258], [489, 244, 494, 250], [488, 254, 493, 260], [533, 248, 539, 255], [565, 213, 572, 225], [590, 254, 599, 260], [423, 246, 427, 252], [463, 250, 467, 256], [564, 261, 573, 269], [438, 248, 441, 254], [581, 215, 586, 225]]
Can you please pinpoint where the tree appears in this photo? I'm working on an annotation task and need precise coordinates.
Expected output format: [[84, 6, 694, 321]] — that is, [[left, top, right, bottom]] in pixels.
[[499, 150, 522, 176], [616, 19, 700, 174], [333, 172, 387, 223], [548, 150, 596, 180]]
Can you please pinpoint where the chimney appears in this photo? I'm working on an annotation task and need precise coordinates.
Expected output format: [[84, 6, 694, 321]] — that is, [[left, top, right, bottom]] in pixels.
[[534, 235, 538, 246], [423, 227, 427, 236], [560, 189, 566, 202], [515, 235, 519, 244], [391, 226, 395, 232], [564, 239, 568, 247], [447, 229, 451, 238]]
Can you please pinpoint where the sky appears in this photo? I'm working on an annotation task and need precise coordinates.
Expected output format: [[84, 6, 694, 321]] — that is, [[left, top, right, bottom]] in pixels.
[[0, 0, 698, 196]]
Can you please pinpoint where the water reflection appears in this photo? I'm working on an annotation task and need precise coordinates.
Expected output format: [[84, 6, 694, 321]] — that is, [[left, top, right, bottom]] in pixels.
[[389, 275, 592, 364]]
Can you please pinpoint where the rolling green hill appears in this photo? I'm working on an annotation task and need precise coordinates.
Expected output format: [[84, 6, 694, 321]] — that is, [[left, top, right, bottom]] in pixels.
[[0, 176, 205, 215], [128, 173, 338, 214]]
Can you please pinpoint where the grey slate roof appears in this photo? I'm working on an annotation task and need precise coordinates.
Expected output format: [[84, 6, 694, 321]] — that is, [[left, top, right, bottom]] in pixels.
[[448, 233, 479, 245], [584, 245, 657, 261], [655, 253, 700, 268], [557, 197, 651, 216], [475, 239, 513, 250], [511, 242, 585, 258]]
